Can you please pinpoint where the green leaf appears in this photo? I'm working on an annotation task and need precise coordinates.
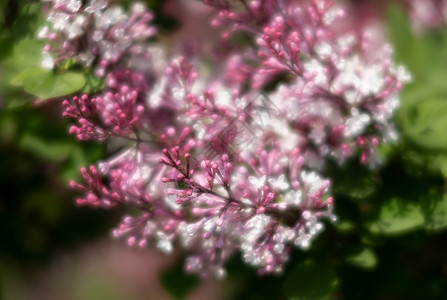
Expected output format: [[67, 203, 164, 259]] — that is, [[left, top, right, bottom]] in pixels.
[[333, 202, 357, 234], [387, 4, 447, 77], [81, 72, 105, 94], [344, 246, 378, 270], [361, 233, 385, 247], [424, 194, 447, 232], [283, 260, 338, 300], [2, 38, 44, 84], [60, 143, 104, 182], [10, 66, 47, 86], [160, 260, 199, 299], [424, 154, 447, 177], [386, 4, 416, 66], [331, 162, 376, 201], [335, 219, 355, 233], [12, 38, 44, 68], [366, 197, 425, 236], [23, 71, 85, 100], [12, 4, 45, 40], [402, 98, 447, 151], [19, 132, 73, 160]]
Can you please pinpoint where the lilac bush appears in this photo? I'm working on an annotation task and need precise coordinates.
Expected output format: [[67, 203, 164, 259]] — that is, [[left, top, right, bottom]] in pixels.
[[39, 0, 410, 278]]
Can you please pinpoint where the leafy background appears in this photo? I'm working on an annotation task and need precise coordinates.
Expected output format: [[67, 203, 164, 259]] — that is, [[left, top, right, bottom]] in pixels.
[[1, 1, 447, 299]]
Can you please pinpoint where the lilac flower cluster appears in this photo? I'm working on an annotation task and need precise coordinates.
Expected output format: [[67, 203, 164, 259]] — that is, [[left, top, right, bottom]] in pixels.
[[39, 0, 156, 76], [40, 0, 409, 277]]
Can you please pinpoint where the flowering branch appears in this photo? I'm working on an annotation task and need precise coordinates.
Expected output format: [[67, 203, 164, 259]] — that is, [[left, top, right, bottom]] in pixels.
[[38, 0, 409, 278]]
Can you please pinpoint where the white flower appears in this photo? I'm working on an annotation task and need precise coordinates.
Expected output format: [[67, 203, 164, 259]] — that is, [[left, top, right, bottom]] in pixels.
[[41, 51, 54, 69], [63, 0, 82, 13], [283, 190, 302, 207], [301, 171, 326, 195], [65, 15, 87, 39], [85, 0, 108, 16], [344, 108, 371, 138], [268, 174, 290, 191], [155, 231, 173, 254], [248, 175, 266, 189], [303, 59, 327, 86], [48, 12, 70, 31], [37, 26, 49, 39], [243, 214, 271, 244]]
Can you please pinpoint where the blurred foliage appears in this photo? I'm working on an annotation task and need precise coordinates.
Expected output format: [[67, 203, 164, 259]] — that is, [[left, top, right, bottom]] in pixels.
[[1, 1, 447, 300], [0, 1, 118, 299]]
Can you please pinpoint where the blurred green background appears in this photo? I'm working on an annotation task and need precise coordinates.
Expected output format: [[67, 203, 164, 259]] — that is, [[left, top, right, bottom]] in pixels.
[[2, 1, 447, 299]]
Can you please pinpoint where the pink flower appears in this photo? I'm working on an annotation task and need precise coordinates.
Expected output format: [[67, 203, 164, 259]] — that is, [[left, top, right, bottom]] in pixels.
[[41, 0, 409, 277]]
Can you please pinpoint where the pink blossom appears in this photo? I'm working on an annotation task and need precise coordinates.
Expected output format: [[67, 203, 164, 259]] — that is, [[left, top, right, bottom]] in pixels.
[[39, 0, 410, 277]]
